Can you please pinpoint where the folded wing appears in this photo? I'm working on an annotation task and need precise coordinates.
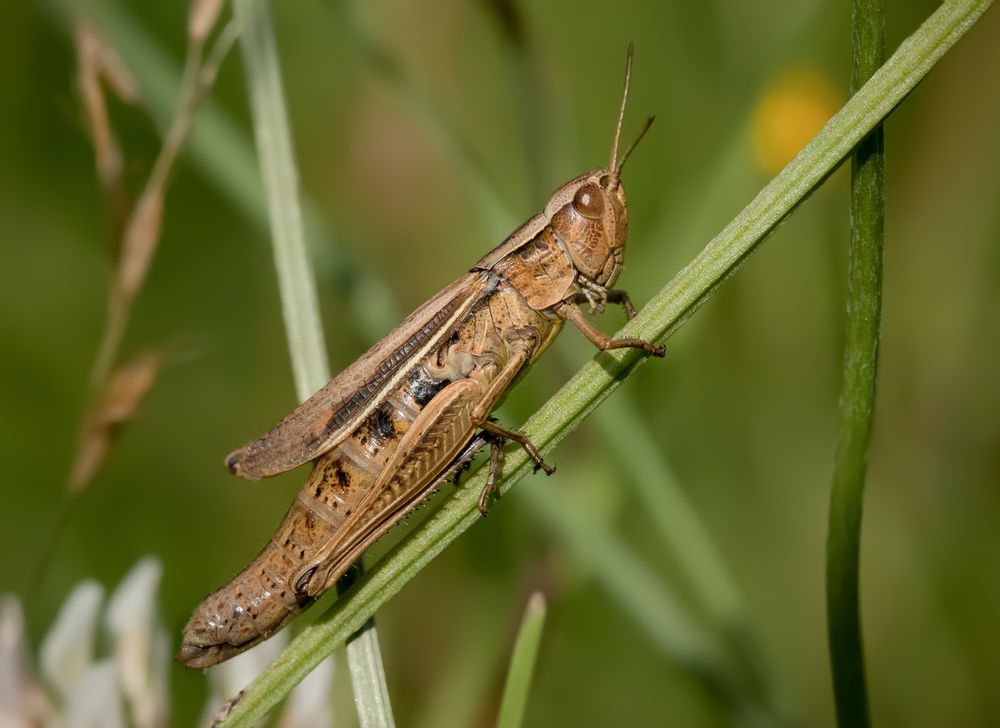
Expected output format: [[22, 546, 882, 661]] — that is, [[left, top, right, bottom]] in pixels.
[[227, 272, 491, 479]]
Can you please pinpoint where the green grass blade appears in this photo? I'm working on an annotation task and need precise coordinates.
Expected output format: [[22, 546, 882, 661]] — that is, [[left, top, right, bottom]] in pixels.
[[232, 1, 394, 725], [826, 0, 886, 725], [345, 619, 396, 728], [234, 0, 328, 394], [214, 2, 996, 724], [496, 592, 547, 728]]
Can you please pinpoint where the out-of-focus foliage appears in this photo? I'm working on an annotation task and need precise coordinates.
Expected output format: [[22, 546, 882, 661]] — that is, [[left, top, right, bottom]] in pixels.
[[1, 1, 998, 725]]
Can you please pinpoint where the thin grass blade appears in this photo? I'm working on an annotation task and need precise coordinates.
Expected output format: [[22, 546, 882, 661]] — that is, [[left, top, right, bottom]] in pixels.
[[232, 1, 394, 724], [496, 592, 547, 728]]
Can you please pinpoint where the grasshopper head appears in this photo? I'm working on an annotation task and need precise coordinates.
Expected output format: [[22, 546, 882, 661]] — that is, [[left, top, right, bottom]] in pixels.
[[544, 170, 629, 288], [544, 44, 653, 289]]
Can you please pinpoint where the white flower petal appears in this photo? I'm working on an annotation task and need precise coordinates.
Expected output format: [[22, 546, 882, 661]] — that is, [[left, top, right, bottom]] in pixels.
[[39, 580, 104, 701], [279, 654, 334, 728], [105, 556, 160, 640], [104, 557, 167, 728], [64, 659, 125, 728], [144, 623, 171, 728], [1, 595, 51, 726], [0, 595, 28, 715]]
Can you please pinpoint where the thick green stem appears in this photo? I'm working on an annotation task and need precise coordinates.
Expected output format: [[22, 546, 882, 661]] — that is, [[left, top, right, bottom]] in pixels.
[[825, 0, 885, 725]]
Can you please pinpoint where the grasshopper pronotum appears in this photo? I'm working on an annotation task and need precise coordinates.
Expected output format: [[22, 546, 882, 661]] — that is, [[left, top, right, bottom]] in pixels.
[[179, 45, 661, 668]]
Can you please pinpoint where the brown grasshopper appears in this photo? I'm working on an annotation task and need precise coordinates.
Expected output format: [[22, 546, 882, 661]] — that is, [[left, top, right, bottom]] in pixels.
[[178, 46, 662, 668]]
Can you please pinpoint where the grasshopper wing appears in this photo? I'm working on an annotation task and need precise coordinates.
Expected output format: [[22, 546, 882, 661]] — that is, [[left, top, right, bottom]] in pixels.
[[227, 272, 492, 479], [295, 377, 487, 598]]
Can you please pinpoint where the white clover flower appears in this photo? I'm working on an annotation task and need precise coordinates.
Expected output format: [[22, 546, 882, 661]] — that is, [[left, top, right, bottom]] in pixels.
[[105, 557, 169, 728], [3, 559, 163, 727], [1, 557, 336, 727], [39, 580, 104, 705], [62, 659, 125, 728], [1, 596, 51, 726]]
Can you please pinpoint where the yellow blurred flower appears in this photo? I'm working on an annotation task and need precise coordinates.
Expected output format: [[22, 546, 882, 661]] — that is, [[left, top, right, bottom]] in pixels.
[[751, 69, 841, 175]]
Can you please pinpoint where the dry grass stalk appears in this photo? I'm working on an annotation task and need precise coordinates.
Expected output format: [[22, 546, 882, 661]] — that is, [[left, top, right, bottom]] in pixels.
[[69, 351, 163, 493], [37, 1, 240, 605], [74, 20, 137, 245], [72, 6, 238, 494], [190, 0, 227, 44]]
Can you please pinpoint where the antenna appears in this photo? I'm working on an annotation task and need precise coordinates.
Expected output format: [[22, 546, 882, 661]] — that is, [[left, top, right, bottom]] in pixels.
[[616, 115, 655, 178], [607, 42, 634, 178]]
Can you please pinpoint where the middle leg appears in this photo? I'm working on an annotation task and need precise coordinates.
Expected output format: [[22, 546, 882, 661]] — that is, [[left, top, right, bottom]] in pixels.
[[475, 423, 555, 516]]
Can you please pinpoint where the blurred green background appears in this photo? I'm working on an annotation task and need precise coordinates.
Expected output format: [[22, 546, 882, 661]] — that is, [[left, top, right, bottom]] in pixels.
[[2, 0, 999, 725]]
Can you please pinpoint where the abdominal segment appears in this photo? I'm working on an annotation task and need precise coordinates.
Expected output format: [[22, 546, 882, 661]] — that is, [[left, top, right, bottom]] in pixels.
[[178, 395, 415, 668]]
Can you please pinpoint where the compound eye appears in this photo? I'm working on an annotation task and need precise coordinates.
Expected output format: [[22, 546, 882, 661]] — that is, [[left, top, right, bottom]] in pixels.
[[572, 184, 605, 219]]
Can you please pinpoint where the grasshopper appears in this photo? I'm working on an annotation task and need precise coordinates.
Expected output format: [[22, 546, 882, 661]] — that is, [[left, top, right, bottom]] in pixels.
[[178, 46, 662, 668]]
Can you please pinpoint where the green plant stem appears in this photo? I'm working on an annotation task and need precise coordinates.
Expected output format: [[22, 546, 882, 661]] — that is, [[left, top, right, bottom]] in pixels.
[[232, 1, 394, 726], [497, 592, 547, 728], [234, 0, 327, 394], [215, 1, 995, 724], [826, 0, 885, 725]]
